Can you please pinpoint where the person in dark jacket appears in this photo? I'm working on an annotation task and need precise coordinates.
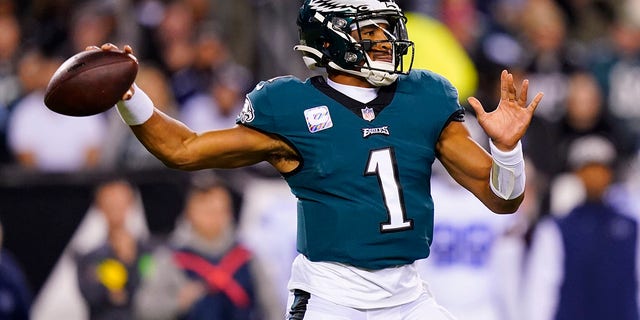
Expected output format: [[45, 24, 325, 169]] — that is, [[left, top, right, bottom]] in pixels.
[[524, 135, 639, 320], [134, 174, 265, 320], [76, 178, 154, 320]]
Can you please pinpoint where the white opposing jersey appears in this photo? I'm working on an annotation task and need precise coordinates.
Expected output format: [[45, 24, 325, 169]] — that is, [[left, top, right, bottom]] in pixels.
[[416, 172, 513, 320], [237, 178, 299, 319]]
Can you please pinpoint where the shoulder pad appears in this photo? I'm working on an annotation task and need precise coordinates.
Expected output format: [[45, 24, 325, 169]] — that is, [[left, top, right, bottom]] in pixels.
[[251, 75, 301, 92]]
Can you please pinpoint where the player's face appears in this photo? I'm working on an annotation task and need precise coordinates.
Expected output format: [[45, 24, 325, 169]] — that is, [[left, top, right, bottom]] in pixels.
[[351, 23, 393, 63]]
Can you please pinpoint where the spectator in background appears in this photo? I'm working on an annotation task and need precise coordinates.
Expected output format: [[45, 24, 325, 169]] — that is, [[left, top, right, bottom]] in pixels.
[[179, 63, 252, 132], [161, 18, 251, 108], [7, 49, 107, 172], [250, 0, 313, 80], [466, 0, 532, 113], [589, 3, 640, 146], [152, 0, 199, 104], [189, 23, 230, 94], [551, 71, 635, 174], [171, 20, 257, 194], [0, 220, 32, 320], [76, 178, 155, 320], [31, 174, 150, 320], [524, 70, 635, 214], [134, 174, 266, 320], [523, 135, 639, 320], [132, 0, 255, 78], [23, 0, 74, 55], [556, 0, 618, 44], [438, 0, 481, 54], [48, 0, 140, 62], [0, 12, 22, 165], [205, 0, 256, 71], [518, 0, 584, 122], [62, 1, 118, 58], [0, 12, 21, 108]]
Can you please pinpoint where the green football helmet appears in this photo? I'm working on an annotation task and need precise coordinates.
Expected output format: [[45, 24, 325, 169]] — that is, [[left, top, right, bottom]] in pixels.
[[295, 0, 415, 86]]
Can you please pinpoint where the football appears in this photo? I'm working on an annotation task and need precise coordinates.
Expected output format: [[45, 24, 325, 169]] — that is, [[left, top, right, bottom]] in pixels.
[[44, 49, 138, 117]]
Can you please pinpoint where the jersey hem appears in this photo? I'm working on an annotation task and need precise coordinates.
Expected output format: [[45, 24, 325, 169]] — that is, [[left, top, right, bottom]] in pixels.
[[287, 281, 425, 309]]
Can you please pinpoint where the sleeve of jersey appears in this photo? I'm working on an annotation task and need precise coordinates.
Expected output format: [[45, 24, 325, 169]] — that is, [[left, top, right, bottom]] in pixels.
[[413, 70, 465, 125], [439, 75, 465, 124], [235, 81, 277, 134]]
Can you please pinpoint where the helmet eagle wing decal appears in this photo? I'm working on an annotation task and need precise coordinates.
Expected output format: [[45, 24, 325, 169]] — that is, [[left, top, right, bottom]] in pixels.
[[308, 0, 402, 12]]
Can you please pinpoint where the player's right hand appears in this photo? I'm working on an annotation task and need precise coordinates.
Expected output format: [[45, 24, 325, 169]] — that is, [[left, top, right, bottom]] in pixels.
[[90, 43, 138, 101]]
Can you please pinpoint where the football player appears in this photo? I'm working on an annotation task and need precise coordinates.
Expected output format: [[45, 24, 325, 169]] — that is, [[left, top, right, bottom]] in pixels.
[[100, 0, 542, 318]]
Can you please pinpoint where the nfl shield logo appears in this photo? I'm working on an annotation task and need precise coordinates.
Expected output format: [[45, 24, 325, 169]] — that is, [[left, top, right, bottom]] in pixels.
[[361, 107, 375, 121]]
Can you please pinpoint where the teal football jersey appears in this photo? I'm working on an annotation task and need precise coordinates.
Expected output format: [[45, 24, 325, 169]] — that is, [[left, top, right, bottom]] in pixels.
[[237, 70, 464, 270]]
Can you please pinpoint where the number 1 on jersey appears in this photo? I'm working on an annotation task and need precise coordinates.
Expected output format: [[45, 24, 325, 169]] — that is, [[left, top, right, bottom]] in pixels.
[[365, 148, 414, 233]]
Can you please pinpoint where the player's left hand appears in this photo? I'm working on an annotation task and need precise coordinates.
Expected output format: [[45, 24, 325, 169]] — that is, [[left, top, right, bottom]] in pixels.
[[467, 70, 543, 151]]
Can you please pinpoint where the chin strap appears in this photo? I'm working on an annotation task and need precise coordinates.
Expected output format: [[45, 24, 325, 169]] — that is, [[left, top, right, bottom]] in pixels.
[[363, 60, 399, 86], [294, 44, 398, 86], [294, 45, 323, 70]]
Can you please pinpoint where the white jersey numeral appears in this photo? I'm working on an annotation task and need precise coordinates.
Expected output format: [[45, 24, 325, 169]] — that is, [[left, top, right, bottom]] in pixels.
[[365, 148, 413, 232]]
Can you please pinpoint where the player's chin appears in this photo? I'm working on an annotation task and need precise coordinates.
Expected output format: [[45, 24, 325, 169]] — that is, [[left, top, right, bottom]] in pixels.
[[368, 60, 395, 73]]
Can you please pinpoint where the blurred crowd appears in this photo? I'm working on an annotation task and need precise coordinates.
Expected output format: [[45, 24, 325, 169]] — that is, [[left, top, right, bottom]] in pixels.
[[0, 0, 639, 319]]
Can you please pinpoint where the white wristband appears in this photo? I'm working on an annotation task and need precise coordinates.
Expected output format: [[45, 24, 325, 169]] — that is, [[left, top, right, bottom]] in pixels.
[[116, 83, 154, 125], [489, 140, 526, 200]]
